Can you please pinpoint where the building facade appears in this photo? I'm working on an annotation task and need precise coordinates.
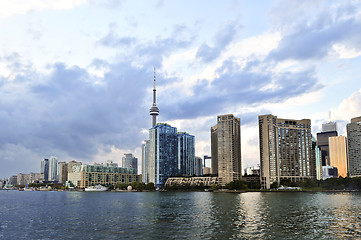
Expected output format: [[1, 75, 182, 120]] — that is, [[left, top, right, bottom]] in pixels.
[[259, 115, 315, 189], [122, 153, 138, 174], [329, 136, 348, 178], [58, 162, 68, 184], [347, 116, 361, 177], [41, 158, 49, 181], [177, 132, 195, 176], [142, 140, 150, 183], [194, 156, 203, 176], [148, 123, 178, 188], [68, 164, 138, 188], [211, 114, 242, 185], [48, 156, 58, 181], [210, 125, 218, 175]]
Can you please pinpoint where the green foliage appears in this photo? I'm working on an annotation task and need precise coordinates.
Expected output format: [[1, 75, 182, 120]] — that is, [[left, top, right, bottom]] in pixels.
[[280, 179, 299, 187], [270, 182, 278, 189], [225, 180, 248, 190], [301, 179, 317, 189]]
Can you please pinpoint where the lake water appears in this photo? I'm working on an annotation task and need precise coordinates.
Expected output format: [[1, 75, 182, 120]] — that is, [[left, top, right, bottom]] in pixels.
[[0, 191, 360, 239]]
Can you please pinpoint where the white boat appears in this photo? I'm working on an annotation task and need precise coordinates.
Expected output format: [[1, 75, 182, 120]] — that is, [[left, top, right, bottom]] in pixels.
[[84, 185, 108, 192]]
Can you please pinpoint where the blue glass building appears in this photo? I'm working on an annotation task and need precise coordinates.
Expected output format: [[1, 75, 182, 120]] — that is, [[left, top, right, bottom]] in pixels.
[[148, 123, 178, 188], [177, 132, 195, 176]]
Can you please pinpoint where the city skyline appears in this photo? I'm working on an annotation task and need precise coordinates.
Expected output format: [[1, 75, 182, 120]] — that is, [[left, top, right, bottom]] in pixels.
[[1, 1, 361, 178]]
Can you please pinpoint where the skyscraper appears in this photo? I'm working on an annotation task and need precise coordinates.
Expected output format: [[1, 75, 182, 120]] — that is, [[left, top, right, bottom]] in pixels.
[[317, 122, 338, 166], [312, 137, 322, 180], [48, 156, 58, 181], [347, 116, 361, 177], [259, 115, 315, 189], [142, 140, 150, 183], [210, 125, 218, 175], [122, 153, 138, 174], [148, 123, 178, 188], [40, 158, 49, 181], [177, 132, 195, 176], [194, 156, 203, 176], [149, 69, 159, 127], [211, 114, 241, 185], [58, 162, 68, 184], [329, 136, 348, 178]]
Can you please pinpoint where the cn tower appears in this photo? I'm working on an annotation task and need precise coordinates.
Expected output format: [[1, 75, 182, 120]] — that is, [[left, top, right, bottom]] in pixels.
[[149, 68, 159, 127]]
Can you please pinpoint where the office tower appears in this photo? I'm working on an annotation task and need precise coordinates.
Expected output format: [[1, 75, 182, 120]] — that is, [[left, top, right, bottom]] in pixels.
[[48, 156, 58, 181], [177, 132, 195, 176], [211, 114, 241, 185], [194, 156, 203, 176], [347, 116, 361, 177], [329, 136, 348, 178], [322, 122, 337, 132], [259, 115, 315, 189], [312, 137, 322, 180], [149, 69, 159, 127], [58, 162, 68, 184], [317, 122, 338, 166], [148, 123, 178, 188], [40, 158, 49, 181], [142, 140, 150, 183], [122, 153, 138, 174], [210, 126, 218, 175]]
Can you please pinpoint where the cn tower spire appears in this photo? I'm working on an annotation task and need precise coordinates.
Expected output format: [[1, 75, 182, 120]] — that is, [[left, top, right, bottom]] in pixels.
[[149, 67, 159, 127]]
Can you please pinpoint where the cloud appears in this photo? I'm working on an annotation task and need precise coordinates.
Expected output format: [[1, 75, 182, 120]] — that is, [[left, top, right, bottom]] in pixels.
[[0, 59, 154, 176], [159, 60, 322, 120], [331, 88, 361, 125], [196, 21, 243, 62], [268, 0, 361, 61]]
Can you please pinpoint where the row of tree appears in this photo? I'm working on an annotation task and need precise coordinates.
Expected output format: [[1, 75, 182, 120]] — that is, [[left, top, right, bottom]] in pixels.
[[270, 177, 361, 190]]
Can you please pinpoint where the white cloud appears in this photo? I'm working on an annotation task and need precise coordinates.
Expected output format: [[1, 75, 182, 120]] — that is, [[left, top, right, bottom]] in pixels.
[[331, 88, 361, 122], [332, 44, 361, 59], [0, 0, 87, 19]]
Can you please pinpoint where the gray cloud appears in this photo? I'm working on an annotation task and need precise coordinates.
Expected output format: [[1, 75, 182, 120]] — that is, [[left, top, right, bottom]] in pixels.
[[0, 59, 154, 177], [196, 21, 242, 62], [160, 60, 322, 120], [268, 1, 361, 61]]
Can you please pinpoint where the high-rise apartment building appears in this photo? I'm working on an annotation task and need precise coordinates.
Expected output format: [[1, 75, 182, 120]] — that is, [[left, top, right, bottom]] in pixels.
[[329, 136, 348, 178], [48, 156, 58, 181], [347, 116, 361, 177], [312, 137, 322, 180], [148, 123, 178, 188], [211, 114, 241, 185], [41, 158, 49, 181], [122, 153, 138, 174], [58, 162, 68, 184], [211, 126, 218, 175], [142, 140, 150, 183], [177, 132, 195, 176], [194, 156, 203, 176], [259, 115, 315, 189]]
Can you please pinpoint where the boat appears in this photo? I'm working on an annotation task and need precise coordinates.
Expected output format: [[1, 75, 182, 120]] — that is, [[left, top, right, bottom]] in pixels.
[[84, 185, 108, 192]]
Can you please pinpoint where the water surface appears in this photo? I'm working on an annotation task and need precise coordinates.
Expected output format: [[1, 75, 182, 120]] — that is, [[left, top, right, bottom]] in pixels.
[[0, 191, 360, 239]]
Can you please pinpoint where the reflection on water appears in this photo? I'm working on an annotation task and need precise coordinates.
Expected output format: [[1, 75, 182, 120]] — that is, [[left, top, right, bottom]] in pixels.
[[0, 191, 360, 239]]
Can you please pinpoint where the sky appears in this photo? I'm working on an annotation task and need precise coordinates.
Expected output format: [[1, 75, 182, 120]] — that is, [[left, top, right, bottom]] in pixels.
[[1, 0, 361, 178]]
